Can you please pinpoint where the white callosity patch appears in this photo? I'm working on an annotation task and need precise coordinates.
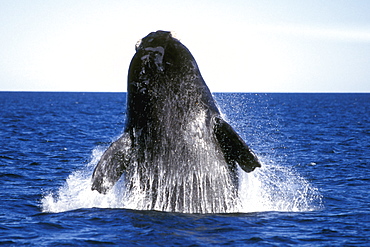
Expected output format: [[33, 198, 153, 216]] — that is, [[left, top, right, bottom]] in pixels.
[[135, 39, 142, 50], [140, 46, 165, 72]]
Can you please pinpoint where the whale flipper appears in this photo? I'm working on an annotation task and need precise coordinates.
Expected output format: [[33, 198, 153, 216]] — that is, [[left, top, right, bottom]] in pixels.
[[91, 133, 131, 194], [214, 117, 261, 173]]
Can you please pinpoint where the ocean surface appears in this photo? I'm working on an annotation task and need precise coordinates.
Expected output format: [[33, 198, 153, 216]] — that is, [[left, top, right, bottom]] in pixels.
[[0, 92, 369, 246]]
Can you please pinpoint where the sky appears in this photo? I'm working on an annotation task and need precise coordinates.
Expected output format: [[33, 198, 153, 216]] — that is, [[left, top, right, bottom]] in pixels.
[[1, 0, 370, 92]]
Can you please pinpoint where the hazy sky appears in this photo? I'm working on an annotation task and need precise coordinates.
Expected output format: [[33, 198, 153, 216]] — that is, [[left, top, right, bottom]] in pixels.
[[1, 0, 369, 92]]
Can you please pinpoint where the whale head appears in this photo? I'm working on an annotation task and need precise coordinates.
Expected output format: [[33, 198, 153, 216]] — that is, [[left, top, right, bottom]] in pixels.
[[126, 30, 215, 129], [128, 31, 201, 95]]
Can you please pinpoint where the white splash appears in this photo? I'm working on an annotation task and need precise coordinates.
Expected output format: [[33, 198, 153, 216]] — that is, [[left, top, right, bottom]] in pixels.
[[238, 159, 323, 212], [41, 149, 124, 213], [41, 149, 322, 213]]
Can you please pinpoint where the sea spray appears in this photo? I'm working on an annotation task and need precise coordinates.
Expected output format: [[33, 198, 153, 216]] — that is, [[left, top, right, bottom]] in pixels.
[[238, 159, 323, 212], [41, 148, 124, 213], [41, 149, 322, 213], [116, 120, 240, 214]]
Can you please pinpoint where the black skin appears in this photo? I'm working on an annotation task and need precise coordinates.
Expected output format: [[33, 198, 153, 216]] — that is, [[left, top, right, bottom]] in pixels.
[[91, 30, 261, 194]]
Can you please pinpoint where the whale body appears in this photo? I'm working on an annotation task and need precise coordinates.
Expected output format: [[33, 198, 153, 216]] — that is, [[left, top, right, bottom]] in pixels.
[[91, 31, 261, 213]]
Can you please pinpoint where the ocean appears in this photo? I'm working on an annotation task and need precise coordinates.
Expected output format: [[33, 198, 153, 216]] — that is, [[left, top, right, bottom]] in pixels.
[[0, 92, 369, 246]]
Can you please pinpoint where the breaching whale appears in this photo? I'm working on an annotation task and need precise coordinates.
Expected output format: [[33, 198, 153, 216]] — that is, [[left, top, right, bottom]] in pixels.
[[91, 31, 261, 213]]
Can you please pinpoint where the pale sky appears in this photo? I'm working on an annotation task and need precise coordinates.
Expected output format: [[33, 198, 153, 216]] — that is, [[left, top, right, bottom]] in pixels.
[[1, 0, 370, 92]]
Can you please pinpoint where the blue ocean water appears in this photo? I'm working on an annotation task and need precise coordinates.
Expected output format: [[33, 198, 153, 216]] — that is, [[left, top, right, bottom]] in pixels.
[[0, 92, 369, 246]]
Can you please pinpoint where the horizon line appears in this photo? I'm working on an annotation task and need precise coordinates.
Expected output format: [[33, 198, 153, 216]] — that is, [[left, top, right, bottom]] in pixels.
[[0, 90, 369, 94]]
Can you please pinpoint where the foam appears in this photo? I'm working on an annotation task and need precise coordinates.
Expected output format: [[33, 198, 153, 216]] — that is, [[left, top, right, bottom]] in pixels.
[[41, 149, 322, 213]]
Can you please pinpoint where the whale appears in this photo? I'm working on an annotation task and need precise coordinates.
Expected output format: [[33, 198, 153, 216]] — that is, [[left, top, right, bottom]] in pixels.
[[91, 31, 261, 213]]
